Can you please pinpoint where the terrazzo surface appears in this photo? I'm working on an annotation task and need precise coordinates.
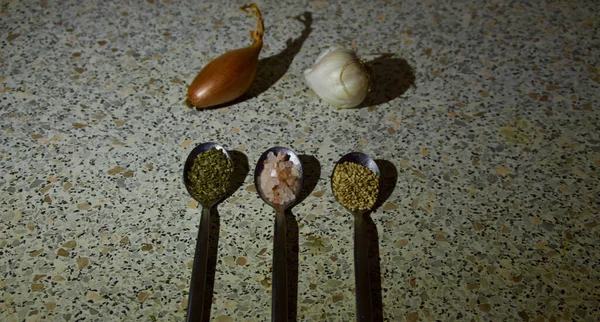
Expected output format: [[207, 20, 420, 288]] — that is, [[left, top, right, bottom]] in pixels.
[[1, 0, 599, 321]]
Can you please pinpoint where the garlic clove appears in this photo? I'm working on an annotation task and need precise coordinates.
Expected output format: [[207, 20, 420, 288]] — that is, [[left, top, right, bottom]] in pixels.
[[304, 47, 369, 108]]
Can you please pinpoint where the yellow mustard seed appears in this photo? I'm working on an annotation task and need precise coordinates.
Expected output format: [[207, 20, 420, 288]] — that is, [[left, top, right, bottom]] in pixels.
[[332, 162, 379, 211]]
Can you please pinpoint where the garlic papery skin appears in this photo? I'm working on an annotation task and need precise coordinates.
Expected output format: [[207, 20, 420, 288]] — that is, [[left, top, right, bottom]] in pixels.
[[304, 47, 369, 108]]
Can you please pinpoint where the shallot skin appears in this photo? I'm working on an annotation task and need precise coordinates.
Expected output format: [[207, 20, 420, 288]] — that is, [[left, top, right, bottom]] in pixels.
[[185, 4, 264, 109], [186, 42, 261, 108]]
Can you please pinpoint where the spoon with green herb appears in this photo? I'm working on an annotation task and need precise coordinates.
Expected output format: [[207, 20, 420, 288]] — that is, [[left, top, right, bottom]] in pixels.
[[331, 152, 381, 322], [183, 142, 233, 322]]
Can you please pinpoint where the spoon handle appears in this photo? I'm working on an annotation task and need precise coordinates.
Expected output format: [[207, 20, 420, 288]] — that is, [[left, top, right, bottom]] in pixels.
[[186, 206, 211, 322], [354, 214, 373, 322], [272, 209, 288, 322]]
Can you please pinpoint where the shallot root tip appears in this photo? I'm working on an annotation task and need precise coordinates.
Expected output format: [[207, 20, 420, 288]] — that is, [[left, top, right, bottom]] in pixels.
[[239, 3, 264, 43]]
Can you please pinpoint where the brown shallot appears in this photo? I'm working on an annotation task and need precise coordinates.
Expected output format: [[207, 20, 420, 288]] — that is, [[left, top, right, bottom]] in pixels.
[[186, 4, 264, 109]]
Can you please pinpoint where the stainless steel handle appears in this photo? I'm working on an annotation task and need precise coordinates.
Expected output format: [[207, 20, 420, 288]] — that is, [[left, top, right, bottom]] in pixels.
[[186, 206, 211, 322], [354, 214, 373, 322], [272, 209, 288, 322]]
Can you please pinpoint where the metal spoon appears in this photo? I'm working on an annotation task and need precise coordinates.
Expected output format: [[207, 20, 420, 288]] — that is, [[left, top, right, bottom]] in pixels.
[[254, 147, 304, 322], [331, 152, 381, 322], [183, 142, 233, 322]]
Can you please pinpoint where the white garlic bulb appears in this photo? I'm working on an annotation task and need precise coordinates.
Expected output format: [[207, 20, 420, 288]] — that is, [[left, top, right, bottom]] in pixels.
[[304, 47, 370, 108]]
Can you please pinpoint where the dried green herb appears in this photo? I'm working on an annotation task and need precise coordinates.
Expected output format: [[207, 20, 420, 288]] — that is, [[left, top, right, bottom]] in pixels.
[[332, 162, 379, 211], [187, 147, 233, 204]]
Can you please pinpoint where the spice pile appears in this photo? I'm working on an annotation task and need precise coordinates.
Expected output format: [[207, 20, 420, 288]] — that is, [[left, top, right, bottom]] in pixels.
[[332, 162, 379, 211], [187, 147, 233, 204], [259, 152, 301, 205]]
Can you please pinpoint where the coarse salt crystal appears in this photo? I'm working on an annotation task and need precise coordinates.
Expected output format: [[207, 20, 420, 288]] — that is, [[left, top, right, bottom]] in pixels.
[[260, 152, 300, 205]]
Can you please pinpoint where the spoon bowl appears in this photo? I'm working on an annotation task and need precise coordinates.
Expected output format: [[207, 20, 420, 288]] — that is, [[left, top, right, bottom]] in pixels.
[[331, 152, 381, 215], [254, 146, 304, 322], [183, 142, 233, 207], [182, 142, 233, 322], [331, 151, 381, 322], [254, 146, 304, 210]]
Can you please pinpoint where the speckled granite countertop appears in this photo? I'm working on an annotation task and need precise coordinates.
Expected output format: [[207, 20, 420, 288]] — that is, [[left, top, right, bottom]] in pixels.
[[1, 0, 599, 321]]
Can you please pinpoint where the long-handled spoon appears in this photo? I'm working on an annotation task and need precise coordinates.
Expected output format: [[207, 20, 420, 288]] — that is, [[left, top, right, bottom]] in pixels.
[[183, 142, 233, 322], [254, 147, 304, 322], [331, 152, 381, 322]]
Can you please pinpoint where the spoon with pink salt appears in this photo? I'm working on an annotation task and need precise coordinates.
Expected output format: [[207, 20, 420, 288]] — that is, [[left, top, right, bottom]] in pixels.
[[254, 147, 304, 322]]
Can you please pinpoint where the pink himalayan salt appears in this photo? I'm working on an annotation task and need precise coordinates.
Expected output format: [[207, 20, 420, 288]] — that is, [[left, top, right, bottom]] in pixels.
[[259, 152, 301, 205]]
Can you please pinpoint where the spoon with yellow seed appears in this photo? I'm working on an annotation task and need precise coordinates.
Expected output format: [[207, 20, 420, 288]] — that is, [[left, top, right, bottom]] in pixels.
[[331, 152, 381, 322]]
